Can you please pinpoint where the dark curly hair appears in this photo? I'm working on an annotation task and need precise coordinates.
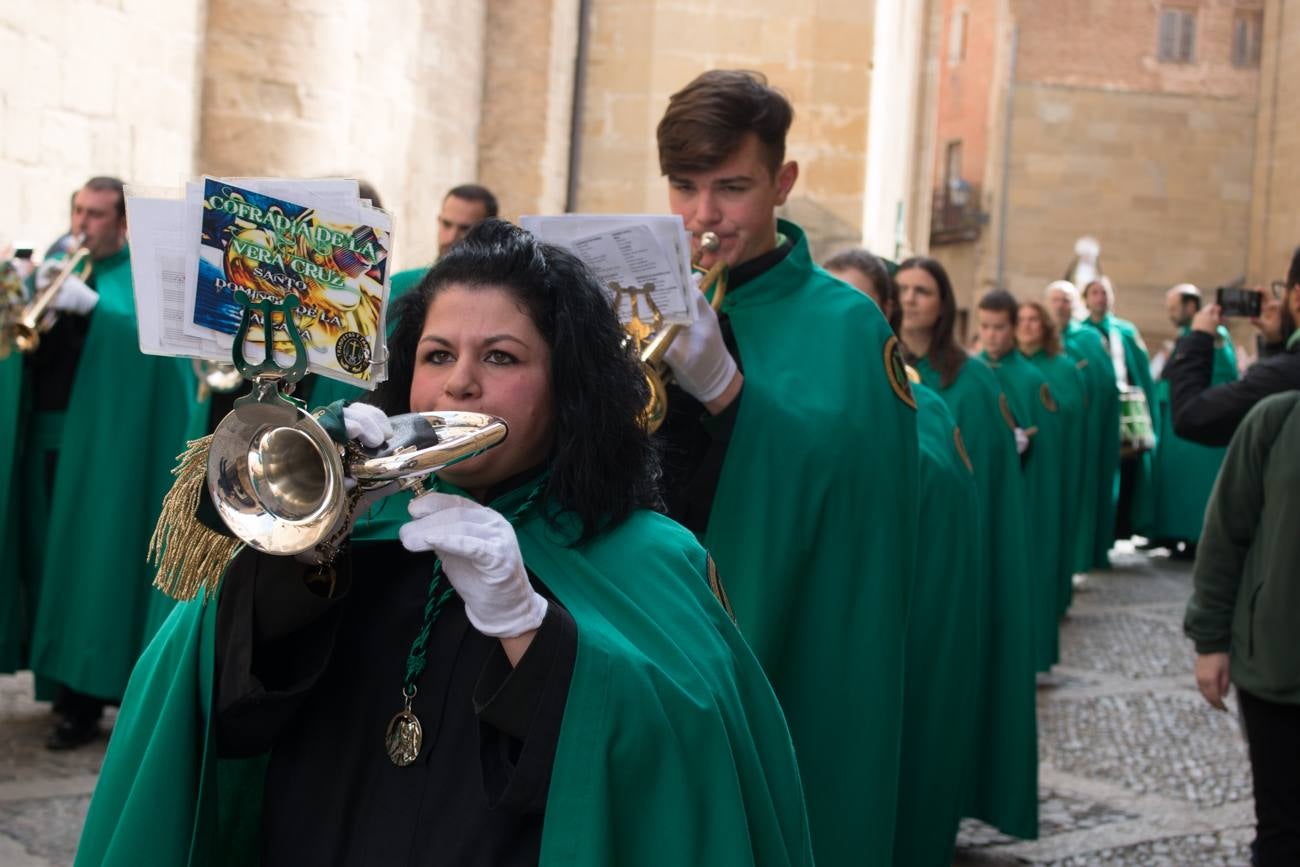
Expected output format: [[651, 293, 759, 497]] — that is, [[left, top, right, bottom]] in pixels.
[[371, 219, 660, 543], [896, 256, 968, 389]]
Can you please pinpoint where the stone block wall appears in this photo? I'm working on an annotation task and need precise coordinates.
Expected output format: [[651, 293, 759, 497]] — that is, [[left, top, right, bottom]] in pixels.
[[1247, 0, 1300, 288], [198, 0, 488, 270], [575, 0, 876, 260], [1000, 83, 1256, 345], [0, 0, 205, 248]]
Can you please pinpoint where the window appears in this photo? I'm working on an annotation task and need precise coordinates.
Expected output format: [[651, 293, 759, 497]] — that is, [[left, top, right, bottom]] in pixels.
[[1158, 7, 1196, 63], [944, 140, 963, 192], [948, 8, 968, 66], [1232, 10, 1262, 68]]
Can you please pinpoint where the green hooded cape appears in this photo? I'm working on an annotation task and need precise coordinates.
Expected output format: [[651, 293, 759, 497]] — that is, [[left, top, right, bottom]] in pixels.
[[917, 355, 1038, 839], [982, 349, 1065, 671], [706, 221, 918, 865], [1147, 325, 1237, 541], [893, 382, 982, 866], [1024, 349, 1087, 614], [75, 486, 814, 866], [0, 246, 196, 696], [1061, 321, 1119, 570], [1084, 314, 1156, 534]]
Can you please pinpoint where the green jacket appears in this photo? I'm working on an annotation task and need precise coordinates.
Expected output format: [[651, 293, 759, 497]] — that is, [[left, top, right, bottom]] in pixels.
[[1184, 391, 1300, 703], [76, 487, 814, 866]]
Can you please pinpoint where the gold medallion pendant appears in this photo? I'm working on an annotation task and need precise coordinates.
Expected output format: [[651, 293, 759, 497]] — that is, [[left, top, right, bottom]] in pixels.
[[385, 693, 423, 767]]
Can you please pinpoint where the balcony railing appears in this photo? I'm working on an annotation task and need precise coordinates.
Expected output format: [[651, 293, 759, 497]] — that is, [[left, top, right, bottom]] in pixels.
[[930, 182, 987, 245]]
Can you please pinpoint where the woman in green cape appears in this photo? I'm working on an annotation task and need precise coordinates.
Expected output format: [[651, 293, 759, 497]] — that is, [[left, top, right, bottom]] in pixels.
[[1045, 280, 1119, 571], [76, 220, 812, 867], [825, 249, 983, 866], [1017, 300, 1087, 616], [895, 256, 1039, 840]]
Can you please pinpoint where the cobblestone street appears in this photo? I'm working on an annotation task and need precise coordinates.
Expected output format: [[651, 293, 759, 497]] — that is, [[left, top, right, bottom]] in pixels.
[[0, 545, 1254, 865]]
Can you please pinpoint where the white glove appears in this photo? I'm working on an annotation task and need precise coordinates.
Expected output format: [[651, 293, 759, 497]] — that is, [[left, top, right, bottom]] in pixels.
[[663, 286, 738, 404], [1013, 426, 1030, 455], [342, 402, 394, 447], [399, 492, 548, 638], [45, 272, 98, 315]]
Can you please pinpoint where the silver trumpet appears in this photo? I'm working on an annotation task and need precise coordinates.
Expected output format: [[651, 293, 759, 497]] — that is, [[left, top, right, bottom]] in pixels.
[[207, 379, 508, 555]]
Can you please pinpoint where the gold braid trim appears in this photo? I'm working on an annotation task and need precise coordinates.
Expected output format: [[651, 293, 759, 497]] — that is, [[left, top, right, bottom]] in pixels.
[[148, 435, 243, 601]]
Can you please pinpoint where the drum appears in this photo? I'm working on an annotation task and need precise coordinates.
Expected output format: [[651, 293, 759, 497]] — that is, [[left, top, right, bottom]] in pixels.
[[1118, 385, 1155, 457]]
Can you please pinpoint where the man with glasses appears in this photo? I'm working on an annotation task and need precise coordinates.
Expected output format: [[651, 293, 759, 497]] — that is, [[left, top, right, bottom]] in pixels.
[[1167, 248, 1300, 446]]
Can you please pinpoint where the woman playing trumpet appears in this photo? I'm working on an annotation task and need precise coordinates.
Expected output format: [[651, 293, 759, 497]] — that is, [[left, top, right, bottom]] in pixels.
[[75, 219, 811, 867]]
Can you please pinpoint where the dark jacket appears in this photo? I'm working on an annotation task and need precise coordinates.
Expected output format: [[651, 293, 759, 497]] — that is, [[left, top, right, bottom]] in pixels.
[[1184, 391, 1300, 703], [1167, 330, 1300, 446]]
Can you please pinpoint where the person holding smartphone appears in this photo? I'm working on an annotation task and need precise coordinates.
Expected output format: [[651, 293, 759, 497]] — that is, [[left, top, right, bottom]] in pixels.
[[1167, 247, 1300, 446]]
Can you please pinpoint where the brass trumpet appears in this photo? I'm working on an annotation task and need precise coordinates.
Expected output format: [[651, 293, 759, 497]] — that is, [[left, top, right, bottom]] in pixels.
[[1, 234, 93, 357], [207, 379, 508, 556], [622, 231, 728, 432]]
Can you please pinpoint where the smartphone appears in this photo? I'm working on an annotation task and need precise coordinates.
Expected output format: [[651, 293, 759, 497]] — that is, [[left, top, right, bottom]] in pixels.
[[13, 247, 33, 260], [1216, 286, 1262, 318]]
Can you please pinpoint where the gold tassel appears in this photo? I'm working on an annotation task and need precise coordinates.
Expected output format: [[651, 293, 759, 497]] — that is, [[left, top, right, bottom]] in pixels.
[[148, 435, 243, 601]]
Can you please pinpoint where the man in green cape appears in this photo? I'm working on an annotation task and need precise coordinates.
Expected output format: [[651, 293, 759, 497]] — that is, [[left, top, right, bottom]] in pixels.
[[1147, 285, 1237, 555], [1082, 276, 1156, 541], [1045, 280, 1119, 572], [978, 289, 1065, 671], [654, 71, 919, 864], [0, 176, 196, 749], [76, 471, 813, 866]]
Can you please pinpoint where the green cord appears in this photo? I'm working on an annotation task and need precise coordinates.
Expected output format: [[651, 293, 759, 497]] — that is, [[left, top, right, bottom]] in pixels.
[[400, 476, 549, 695]]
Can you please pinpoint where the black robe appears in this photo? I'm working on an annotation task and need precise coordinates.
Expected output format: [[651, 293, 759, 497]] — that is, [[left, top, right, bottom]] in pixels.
[[214, 542, 576, 867]]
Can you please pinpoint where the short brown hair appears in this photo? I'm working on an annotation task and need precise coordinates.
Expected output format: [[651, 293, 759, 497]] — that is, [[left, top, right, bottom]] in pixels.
[[657, 70, 794, 177], [1018, 301, 1062, 357]]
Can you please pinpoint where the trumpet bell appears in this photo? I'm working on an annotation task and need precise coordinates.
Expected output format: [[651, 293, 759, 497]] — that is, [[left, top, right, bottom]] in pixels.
[[208, 400, 509, 556]]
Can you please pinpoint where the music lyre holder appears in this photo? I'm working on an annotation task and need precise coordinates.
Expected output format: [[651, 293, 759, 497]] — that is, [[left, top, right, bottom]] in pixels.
[[230, 291, 309, 409]]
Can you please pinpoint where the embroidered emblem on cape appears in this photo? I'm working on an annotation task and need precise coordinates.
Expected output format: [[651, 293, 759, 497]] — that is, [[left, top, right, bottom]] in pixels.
[[953, 426, 974, 474], [883, 336, 917, 410], [1040, 383, 1058, 412], [998, 392, 1017, 431], [1075, 358, 1089, 370], [706, 554, 735, 621]]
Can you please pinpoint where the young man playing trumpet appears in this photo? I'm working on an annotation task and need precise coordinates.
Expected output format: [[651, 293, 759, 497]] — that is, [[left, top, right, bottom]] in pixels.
[[653, 69, 920, 866]]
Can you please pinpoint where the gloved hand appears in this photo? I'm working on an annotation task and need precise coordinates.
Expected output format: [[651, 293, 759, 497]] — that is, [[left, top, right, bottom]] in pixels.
[[398, 492, 548, 638], [1013, 426, 1030, 455], [42, 270, 98, 315], [663, 286, 738, 404], [342, 402, 394, 447]]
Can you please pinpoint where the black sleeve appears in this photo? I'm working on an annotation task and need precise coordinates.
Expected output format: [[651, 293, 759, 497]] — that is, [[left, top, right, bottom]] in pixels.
[[214, 548, 353, 758], [472, 602, 578, 814], [1170, 334, 1299, 447]]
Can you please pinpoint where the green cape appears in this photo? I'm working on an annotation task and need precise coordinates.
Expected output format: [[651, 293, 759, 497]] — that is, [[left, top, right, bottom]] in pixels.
[[0, 246, 196, 695], [1085, 314, 1156, 533], [1061, 321, 1120, 570], [917, 355, 1038, 839], [1147, 325, 1237, 541], [708, 221, 918, 864], [982, 349, 1065, 671], [893, 383, 982, 867], [1024, 349, 1087, 614], [0, 353, 24, 669], [74, 486, 814, 866]]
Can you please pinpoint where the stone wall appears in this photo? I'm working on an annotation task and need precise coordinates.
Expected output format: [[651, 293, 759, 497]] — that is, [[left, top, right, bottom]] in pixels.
[[1000, 83, 1257, 345], [1247, 0, 1300, 288], [198, 0, 488, 270], [575, 0, 877, 260], [0, 0, 205, 247]]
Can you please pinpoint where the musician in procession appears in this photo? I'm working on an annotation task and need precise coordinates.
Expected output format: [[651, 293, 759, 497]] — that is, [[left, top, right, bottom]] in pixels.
[[895, 256, 1039, 842], [823, 248, 982, 867], [1081, 275, 1157, 542], [650, 69, 919, 865], [0, 176, 195, 750], [1015, 299, 1088, 613], [1044, 280, 1119, 573], [74, 219, 813, 867], [1145, 284, 1237, 558]]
